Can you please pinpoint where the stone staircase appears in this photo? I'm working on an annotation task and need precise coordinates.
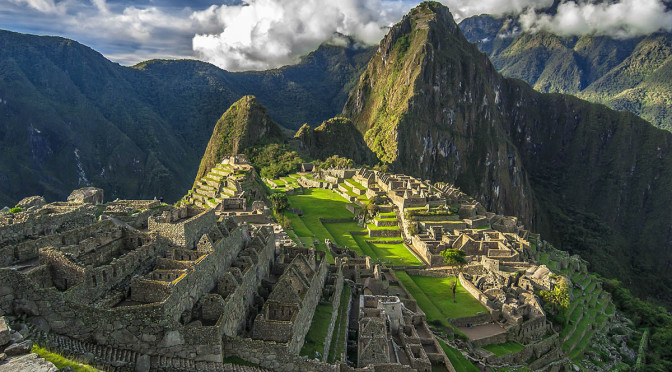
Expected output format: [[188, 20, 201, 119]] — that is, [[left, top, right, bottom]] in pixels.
[[184, 163, 242, 208]]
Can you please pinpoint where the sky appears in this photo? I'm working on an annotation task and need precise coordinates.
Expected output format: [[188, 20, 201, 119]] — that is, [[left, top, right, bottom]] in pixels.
[[1, 0, 671, 71]]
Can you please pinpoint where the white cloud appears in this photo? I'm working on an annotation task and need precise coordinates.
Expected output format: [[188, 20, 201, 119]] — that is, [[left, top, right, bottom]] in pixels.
[[439, 0, 553, 20], [519, 0, 672, 38], [7, 0, 67, 14], [3, 0, 672, 70], [191, 0, 415, 71]]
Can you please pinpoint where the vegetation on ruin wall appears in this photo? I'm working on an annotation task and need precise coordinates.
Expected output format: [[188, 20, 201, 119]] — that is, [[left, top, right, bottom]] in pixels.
[[32, 345, 99, 372], [481, 341, 525, 357], [437, 339, 479, 372], [601, 278, 672, 371], [328, 284, 351, 363], [300, 303, 334, 359]]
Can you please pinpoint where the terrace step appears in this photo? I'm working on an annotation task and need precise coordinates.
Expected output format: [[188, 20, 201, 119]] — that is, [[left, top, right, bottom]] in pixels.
[[211, 168, 230, 177]]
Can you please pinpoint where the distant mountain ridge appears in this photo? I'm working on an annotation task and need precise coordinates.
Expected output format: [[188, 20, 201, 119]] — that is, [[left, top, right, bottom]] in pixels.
[[341, 1, 672, 306], [0, 29, 374, 206], [459, 14, 672, 131]]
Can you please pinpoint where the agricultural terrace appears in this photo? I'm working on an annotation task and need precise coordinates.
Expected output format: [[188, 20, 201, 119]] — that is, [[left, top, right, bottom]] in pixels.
[[282, 188, 422, 266]]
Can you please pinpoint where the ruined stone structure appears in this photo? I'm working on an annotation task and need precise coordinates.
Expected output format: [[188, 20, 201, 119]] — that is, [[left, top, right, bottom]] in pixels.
[[184, 156, 254, 209], [0, 162, 575, 371], [67, 187, 104, 205]]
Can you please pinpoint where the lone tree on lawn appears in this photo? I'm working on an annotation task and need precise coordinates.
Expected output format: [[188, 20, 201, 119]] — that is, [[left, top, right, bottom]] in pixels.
[[441, 249, 467, 303]]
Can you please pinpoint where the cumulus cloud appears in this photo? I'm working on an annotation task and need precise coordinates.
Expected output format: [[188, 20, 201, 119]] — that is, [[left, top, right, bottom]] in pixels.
[[191, 0, 415, 71], [3, 0, 672, 69], [519, 0, 672, 38], [439, 0, 553, 20]]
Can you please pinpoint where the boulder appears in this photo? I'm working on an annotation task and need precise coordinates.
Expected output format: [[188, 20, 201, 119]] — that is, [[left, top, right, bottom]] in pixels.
[[0, 317, 10, 346], [4, 340, 33, 356], [0, 353, 57, 372], [67, 187, 104, 205]]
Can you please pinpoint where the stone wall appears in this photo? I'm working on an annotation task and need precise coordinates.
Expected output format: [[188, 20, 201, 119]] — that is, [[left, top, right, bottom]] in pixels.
[[0, 227, 252, 368], [219, 233, 275, 337], [149, 208, 214, 249], [458, 273, 498, 317], [367, 227, 401, 238], [0, 204, 96, 247], [322, 272, 345, 361], [289, 256, 329, 353]]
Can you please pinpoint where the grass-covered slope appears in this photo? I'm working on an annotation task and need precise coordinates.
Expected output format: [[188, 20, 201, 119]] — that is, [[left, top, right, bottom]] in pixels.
[[293, 117, 376, 165], [343, 1, 672, 306], [194, 96, 283, 184], [460, 15, 672, 131], [0, 30, 373, 206]]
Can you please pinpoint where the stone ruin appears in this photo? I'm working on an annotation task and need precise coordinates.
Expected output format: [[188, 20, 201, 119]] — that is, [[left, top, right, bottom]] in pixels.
[[67, 187, 104, 205]]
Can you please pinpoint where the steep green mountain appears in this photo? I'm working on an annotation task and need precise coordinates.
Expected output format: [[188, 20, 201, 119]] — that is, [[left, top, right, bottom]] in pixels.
[[459, 14, 672, 130], [0, 30, 374, 206], [194, 95, 283, 183], [293, 117, 376, 164], [343, 2, 672, 306]]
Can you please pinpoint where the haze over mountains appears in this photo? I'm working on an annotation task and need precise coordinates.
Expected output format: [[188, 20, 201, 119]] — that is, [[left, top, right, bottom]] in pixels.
[[2, 1, 672, 308]]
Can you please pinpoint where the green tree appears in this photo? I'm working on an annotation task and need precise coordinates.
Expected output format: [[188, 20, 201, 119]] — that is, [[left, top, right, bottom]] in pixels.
[[268, 193, 289, 213], [318, 155, 354, 170], [441, 249, 467, 303], [539, 276, 570, 312], [365, 196, 382, 218]]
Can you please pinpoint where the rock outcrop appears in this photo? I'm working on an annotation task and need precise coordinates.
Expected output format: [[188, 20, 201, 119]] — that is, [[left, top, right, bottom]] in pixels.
[[342, 1, 672, 304], [293, 117, 376, 165]]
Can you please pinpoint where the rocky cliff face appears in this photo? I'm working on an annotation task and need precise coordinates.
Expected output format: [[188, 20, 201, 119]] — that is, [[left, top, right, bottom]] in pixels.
[[194, 96, 283, 184], [293, 117, 376, 164], [344, 2, 535, 226], [343, 2, 672, 304]]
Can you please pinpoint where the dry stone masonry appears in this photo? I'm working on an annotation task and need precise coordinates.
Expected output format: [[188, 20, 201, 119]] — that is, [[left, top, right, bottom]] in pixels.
[[0, 161, 624, 371]]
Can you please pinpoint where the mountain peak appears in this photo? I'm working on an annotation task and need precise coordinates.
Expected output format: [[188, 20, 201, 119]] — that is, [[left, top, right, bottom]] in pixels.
[[194, 95, 283, 185]]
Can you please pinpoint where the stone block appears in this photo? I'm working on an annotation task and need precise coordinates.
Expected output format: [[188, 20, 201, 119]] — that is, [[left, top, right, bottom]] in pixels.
[[0, 317, 9, 346], [4, 340, 33, 356], [135, 354, 150, 372]]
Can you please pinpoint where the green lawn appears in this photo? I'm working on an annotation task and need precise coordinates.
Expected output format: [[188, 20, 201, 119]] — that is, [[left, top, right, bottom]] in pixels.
[[398, 274, 487, 320], [352, 234, 378, 258], [346, 179, 366, 190], [328, 284, 351, 363], [283, 189, 419, 266], [367, 241, 422, 266], [285, 211, 312, 237], [379, 211, 397, 217], [395, 271, 450, 327], [438, 339, 479, 372], [285, 188, 357, 261], [482, 341, 525, 356], [323, 222, 366, 256], [300, 303, 334, 359]]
